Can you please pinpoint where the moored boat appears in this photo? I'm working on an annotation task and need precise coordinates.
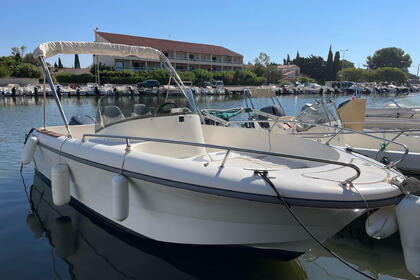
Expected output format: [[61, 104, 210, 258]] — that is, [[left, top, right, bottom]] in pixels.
[[21, 42, 420, 275]]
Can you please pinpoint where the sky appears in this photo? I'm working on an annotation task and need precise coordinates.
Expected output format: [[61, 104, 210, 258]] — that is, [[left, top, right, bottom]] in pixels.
[[1, 0, 419, 73]]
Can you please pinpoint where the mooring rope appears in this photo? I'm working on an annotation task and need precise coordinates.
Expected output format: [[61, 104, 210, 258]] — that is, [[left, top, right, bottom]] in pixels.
[[255, 170, 376, 280]]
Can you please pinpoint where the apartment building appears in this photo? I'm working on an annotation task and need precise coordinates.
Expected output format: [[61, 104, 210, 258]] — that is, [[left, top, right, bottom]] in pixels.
[[94, 31, 243, 72]]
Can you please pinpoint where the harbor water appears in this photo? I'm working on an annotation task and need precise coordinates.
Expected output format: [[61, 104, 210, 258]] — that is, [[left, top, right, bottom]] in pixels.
[[1, 94, 419, 280]]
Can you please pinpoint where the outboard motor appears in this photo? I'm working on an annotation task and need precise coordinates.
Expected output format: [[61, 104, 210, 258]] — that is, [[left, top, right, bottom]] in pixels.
[[56, 85, 62, 97], [94, 86, 100, 96], [113, 87, 119, 98], [257, 105, 285, 128], [69, 115, 95, 125]]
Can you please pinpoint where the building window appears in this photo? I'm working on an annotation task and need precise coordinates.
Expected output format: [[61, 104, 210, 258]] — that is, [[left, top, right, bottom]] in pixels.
[[189, 54, 194, 60], [133, 62, 139, 67], [115, 61, 123, 69], [212, 56, 216, 61], [163, 52, 169, 57]]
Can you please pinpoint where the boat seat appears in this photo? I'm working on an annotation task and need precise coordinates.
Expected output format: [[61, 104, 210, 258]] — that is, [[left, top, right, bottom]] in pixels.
[[103, 105, 125, 126], [132, 104, 152, 117]]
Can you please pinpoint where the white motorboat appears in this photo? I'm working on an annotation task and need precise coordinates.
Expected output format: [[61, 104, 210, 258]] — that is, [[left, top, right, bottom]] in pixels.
[[21, 42, 420, 273], [301, 83, 323, 95], [100, 84, 114, 95], [361, 96, 420, 129], [206, 88, 420, 175]]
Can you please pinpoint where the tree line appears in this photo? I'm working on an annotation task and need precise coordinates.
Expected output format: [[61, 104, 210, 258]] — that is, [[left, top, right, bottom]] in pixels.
[[0, 46, 82, 79], [280, 46, 413, 84]]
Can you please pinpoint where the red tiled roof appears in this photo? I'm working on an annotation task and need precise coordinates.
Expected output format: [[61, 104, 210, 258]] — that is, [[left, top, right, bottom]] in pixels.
[[96, 31, 243, 58]]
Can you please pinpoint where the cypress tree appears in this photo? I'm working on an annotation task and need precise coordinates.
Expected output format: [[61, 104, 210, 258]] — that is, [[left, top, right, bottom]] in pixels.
[[58, 58, 63, 68], [326, 45, 334, 81], [295, 51, 300, 60], [333, 51, 340, 80], [54, 62, 58, 68], [286, 54, 291, 64], [283, 59, 287, 65], [74, 54, 80, 69]]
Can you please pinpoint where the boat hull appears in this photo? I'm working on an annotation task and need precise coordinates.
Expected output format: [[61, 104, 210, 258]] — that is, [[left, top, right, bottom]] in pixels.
[[33, 142, 362, 255]]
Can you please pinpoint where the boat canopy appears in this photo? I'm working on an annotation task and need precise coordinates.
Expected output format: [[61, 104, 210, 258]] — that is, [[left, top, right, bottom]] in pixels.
[[246, 88, 276, 97], [32, 41, 200, 136], [33, 41, 163, 61]]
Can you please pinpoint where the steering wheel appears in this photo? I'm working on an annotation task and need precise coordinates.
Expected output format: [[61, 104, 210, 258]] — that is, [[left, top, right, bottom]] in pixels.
[[157, 102, 178, 115]]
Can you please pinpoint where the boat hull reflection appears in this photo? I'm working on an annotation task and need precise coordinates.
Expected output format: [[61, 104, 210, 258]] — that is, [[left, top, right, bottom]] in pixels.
[[27, 171, 308, 279]]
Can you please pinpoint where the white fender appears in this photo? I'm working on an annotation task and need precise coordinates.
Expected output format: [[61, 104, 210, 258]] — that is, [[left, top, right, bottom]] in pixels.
[[112, 175, 129, 221], [51, 163, 70, 206], [365, 207, 398, 239], [21, 136, 38, 165], [395, 195, 420, 277]]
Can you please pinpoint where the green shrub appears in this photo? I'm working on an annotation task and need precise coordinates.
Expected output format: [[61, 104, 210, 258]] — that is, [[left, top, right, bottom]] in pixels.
[[11, 63, 42, 78], [335, 67, 407, 84], [213, 70, 235, 85], [278, 79, 292, 86], [254, 76, 267, 86], [55, 72, 95, 84], [150, 68, 170, 84], [179, 71, 196, 83], [0, 65, 11, 78], [193, 69, 213, 85], [336, 68, 369, 82], [373, 67, 407, 84]]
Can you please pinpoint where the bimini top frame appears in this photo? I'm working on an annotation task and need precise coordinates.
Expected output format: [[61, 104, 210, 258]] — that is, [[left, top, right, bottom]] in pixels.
[[33, 41, 199, 136]]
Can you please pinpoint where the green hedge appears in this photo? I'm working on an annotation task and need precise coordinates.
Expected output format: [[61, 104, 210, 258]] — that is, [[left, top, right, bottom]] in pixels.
[[55, 72, 95, 83], [0, 65, 11, 78], [337, 67, 407, 84], [54, 68, 267, 86], [11, 63, 42, 79]]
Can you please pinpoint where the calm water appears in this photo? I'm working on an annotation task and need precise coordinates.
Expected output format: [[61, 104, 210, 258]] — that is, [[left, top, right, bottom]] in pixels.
[[1, 94, 419, 280]]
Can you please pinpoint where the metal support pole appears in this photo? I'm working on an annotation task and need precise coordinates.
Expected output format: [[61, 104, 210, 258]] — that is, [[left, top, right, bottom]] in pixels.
[[96, 55, 100, 85], [39, 56, 72, 136], [339, 49, 349, 85], [43, 76, 46, 129]]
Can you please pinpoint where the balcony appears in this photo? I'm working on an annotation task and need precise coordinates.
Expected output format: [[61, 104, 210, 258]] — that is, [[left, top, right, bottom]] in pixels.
[[165, 56, 242, 65]]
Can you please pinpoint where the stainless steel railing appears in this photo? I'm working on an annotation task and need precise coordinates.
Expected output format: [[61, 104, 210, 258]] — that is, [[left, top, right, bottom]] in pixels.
[[81, 133, 361, 185]]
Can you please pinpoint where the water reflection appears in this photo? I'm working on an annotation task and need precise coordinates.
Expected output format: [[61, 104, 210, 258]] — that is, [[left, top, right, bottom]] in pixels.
[[27, 172, 308, 280], [300, 218, 416, 280]]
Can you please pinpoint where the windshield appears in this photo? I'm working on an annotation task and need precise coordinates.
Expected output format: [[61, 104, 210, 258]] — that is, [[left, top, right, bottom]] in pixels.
[[292, 101, 341, 133], [95, 95, 195, 132], [295, 101, 340, 125]]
